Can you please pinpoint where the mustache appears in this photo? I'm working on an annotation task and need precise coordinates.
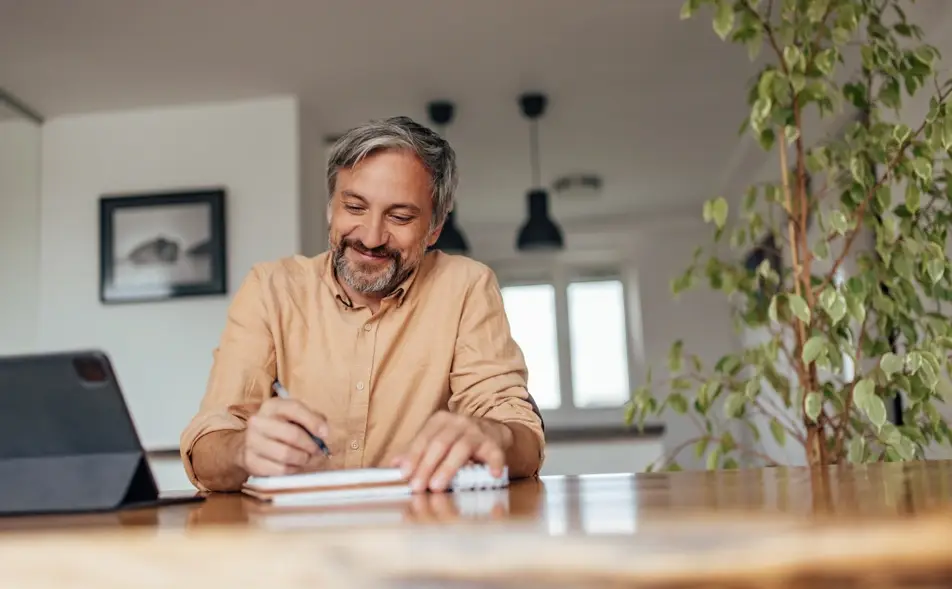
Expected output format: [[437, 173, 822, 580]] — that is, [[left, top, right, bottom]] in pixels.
[[341, 238, 399, 259]]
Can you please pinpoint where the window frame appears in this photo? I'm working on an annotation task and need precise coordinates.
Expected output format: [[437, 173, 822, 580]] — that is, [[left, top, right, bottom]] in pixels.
[[493, 258, 644, 431]]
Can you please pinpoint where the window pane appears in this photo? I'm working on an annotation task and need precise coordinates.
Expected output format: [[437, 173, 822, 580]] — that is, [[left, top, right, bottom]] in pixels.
[[567, 280, 630, 407], [500, 284, 561, 410]]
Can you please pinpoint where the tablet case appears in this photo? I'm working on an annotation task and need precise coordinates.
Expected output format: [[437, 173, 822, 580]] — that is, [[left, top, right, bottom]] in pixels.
[[0, 350, 202, 515]]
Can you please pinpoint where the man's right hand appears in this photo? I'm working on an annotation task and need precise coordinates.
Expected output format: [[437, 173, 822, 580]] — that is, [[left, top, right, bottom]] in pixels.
[[240, 397, 330, 477]]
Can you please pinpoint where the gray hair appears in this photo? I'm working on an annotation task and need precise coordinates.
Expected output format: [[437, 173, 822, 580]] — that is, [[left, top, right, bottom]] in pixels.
[[326, 116, 458, 231]]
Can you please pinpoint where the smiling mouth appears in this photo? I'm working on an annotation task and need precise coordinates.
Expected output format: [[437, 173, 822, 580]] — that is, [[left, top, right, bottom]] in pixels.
[[350, 247, 391, 263]]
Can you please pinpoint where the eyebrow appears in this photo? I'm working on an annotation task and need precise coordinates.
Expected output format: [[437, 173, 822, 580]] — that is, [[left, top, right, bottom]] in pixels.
[[341, 190, 422, 215]]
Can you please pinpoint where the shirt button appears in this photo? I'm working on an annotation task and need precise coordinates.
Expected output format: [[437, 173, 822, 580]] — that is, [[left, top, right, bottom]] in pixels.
[[350, 440, 360, 450], [356, 381, 365, 391], [363, 324, 372, 332]]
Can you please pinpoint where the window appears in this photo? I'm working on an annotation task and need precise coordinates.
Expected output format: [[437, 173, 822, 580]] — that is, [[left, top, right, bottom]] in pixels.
[[500, 284, 561, 410], [499, 266, 636, 424]]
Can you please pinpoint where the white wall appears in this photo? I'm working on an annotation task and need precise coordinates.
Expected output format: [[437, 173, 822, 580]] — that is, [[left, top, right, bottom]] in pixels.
[[0, 118, 42, 355], [36, 96, 301, 450]]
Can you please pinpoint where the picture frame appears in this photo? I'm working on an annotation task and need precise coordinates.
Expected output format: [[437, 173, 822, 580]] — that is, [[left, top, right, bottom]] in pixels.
[[99, 188, 227, 304]]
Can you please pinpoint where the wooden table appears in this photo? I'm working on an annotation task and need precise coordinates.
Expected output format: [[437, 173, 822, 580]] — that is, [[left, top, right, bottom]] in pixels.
[[2, 460, 952, 588]]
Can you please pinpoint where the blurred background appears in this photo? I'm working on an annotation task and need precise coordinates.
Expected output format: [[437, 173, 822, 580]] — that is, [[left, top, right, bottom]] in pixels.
[[3, 0, 952, 494]]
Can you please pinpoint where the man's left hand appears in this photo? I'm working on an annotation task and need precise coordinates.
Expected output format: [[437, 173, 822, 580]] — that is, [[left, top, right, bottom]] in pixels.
[[392, 411, 512, 492]]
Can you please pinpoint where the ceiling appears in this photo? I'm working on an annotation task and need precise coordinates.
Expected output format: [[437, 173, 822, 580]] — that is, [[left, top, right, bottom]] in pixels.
[[2, 1, 949, 226]]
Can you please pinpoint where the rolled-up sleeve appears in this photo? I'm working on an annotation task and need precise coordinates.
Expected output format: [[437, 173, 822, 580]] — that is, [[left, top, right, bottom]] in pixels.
[[179, 265, 277, 489], [448, 265, 545, 477]]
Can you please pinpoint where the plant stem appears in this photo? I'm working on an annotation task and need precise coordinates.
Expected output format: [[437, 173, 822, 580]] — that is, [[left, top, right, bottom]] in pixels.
[[780, 139, 826, 467]]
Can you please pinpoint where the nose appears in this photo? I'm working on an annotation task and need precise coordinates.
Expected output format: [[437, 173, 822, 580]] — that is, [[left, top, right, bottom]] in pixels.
[[360, 217, 387, 249]]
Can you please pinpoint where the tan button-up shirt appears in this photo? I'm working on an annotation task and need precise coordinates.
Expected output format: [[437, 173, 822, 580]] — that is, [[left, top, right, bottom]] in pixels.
[[180, 250, 545, 491]]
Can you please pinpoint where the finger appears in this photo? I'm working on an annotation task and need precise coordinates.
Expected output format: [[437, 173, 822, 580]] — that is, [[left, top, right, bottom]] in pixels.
[[251, 416, 319, 454], [472, 438, 506, 478], [244, 452, 295, 477], [263, 399, 330, 438], [250, 435, 312, 468], [400, 413, 449, 478], [413, 426, 467, 492], [429, 435, 479, 492]]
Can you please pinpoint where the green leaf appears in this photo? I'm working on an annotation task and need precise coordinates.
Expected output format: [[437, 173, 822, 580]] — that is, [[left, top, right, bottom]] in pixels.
[[802, 335, 826, 364], [703, 196, 729, 229], [724, 392, 745, 418], [768, 294, 780, 323], [668, 393, 689, 414], [905, 183, 921, 213], [806, 0, 829, 22], [847, 436, 866, 463], [690, 354, 703, 373], [782, 125, 799, 144], [623, 402, 636, 426], [828, 210, 848, 234], [912, 157, 933, 182], [769, 419, 786, 446], [706, 445, 722, 470], [805, 392, 823, 422], [906, 351, 922, 374], [712, 0, 734, 40], [896, 436, 917, 460], [853, 378, 887, 428], [744, 378, 759, 399], [694, 437, 709, 459], [880, 353, 904, 377], [927, 258, 945, 284], [819, 288, 847, 325], [668, 340, 684, 372], [743, 186, 757, 213], [788, 294, 811, 323], [680, 0, 700, 20]]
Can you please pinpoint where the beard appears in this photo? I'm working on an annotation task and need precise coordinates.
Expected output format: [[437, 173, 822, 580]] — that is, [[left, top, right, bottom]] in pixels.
[[331, 236, 414, 296]]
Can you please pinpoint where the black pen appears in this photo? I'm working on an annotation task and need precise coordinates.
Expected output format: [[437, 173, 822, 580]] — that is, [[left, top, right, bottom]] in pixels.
[[271, 381, 332, 457]]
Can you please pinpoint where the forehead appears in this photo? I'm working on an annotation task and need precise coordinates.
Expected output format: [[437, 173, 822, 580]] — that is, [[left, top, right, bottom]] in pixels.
[[336, 149, 433, 212]]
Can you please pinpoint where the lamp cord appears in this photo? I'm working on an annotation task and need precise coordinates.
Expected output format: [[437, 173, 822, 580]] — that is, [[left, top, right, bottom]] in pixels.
[[529, 119, 540, 188]]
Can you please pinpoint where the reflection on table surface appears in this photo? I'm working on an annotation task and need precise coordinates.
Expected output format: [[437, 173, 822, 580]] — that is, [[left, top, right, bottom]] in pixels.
[[2, 461, 952, 588], [2, 459, 952, 534]]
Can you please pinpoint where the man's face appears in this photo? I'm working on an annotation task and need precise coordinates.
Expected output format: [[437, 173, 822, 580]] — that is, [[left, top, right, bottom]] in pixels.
[[328, 149, 442, 296]]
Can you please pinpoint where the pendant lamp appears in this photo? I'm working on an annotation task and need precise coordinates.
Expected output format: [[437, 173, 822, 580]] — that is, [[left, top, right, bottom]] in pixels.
[[427, 100, 470, 255], [516, 92, 563, 251]]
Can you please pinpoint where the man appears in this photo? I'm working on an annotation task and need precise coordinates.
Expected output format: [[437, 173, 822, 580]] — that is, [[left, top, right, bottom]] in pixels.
[[180, 116, 544, 494]]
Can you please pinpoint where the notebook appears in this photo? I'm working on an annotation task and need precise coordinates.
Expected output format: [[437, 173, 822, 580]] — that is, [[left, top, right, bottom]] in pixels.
[[241, 464, 509, 507]]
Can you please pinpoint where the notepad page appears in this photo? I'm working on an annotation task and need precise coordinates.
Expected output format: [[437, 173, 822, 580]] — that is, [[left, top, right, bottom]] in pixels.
[[244, 464, 509, 495], [245, 467, 406, 491]]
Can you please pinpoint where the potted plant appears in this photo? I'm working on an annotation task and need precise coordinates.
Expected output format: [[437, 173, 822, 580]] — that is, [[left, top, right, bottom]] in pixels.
[[627, 0, 952, 469]]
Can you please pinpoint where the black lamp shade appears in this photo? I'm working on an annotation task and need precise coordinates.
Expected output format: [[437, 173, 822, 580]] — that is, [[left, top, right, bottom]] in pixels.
[[517, 189, 563, 251], [431, 210, 469, 254]]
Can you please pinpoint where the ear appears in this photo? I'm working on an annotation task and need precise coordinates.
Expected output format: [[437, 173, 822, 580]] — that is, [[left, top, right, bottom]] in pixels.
[[426, 223, 444, 248], [325, 199, 333, 226]]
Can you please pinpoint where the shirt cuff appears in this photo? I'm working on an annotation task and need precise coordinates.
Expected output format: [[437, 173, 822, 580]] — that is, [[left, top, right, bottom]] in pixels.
[[179, 411, 247, 492]]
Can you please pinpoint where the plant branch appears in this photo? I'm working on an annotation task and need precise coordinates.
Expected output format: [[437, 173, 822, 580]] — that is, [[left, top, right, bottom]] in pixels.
[[653, 435, 778, 470], [742, 1, 787, 75], [753, 397, 806, 444]]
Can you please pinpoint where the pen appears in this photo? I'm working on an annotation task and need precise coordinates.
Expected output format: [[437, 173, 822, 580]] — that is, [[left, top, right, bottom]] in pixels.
[[271, 381, 332, 457]]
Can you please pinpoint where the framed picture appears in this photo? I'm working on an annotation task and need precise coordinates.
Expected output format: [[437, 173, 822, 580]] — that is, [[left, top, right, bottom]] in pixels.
[[99, 188, 227, 304]]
